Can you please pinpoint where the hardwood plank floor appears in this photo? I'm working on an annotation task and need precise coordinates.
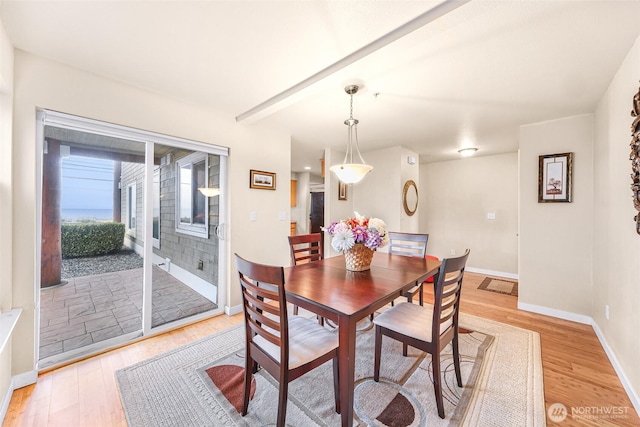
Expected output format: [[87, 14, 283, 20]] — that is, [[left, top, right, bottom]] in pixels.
[[4, 272, 639, 426]]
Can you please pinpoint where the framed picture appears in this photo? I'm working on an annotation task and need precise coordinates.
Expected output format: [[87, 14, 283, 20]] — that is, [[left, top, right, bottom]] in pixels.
[[250, 170, 276, 190], [538, 152, 573, 203], [338, 181, 347, 200]]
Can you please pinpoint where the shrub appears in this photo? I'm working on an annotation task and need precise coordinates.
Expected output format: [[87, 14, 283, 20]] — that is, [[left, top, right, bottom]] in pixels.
[[62, 222, 125, 258]]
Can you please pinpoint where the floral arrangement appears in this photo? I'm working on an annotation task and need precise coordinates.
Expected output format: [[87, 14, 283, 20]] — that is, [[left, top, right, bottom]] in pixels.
[[324, 212, 388, 252]]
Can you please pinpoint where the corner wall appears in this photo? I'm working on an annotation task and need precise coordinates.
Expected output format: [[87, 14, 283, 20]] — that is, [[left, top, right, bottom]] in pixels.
[[593, 35, 640, 407], [518, 114, 594, 315], [0, 13, 14, 420], [419, 153, 518, 275]]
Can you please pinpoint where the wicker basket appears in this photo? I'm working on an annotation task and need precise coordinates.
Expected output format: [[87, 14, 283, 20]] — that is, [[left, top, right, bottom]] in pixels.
[[344, 243, 374, 271]]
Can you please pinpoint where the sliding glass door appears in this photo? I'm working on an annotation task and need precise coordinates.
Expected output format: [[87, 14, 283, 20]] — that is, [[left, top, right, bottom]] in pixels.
[[37, 111, 228, 368]]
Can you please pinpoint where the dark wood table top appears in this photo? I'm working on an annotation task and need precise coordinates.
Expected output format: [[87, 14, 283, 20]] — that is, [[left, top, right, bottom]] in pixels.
[[284, 251, 441, 319]]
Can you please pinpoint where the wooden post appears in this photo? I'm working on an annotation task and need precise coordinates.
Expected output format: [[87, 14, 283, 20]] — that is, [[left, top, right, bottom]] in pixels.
[[41, 139, 62, 287]]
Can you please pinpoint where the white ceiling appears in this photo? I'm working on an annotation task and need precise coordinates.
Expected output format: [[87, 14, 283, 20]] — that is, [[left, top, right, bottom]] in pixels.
[[2, 0, 640, 176]]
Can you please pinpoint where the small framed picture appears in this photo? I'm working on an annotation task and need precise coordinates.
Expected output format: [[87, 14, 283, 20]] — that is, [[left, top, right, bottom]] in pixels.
[[338, 181, 347, 201], [250, 170, 276, 190], [538, 153, 573, 203]]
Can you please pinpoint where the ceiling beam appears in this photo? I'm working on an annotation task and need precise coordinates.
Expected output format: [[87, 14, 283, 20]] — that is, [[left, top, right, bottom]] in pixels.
[[235, 0, 472, 124]]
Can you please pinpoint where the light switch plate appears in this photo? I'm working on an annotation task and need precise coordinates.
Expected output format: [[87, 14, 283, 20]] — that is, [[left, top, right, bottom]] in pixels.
[[487, 212, 496, 220]]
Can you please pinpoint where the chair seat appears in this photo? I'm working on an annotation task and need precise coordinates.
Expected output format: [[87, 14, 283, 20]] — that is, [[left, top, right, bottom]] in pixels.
[[254, 316, 338, 369], [373, 302, 452, 343]]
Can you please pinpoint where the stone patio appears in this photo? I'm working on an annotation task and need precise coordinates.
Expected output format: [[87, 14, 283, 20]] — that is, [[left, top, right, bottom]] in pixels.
[[39, 266, 217, 359]]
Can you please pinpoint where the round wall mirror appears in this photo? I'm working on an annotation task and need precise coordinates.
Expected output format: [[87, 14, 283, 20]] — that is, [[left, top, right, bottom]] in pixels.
[[402, 180, 418, 216]]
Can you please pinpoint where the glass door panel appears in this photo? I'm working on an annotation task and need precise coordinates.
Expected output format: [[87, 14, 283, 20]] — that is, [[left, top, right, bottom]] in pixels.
[[39, 125, 146, 367], [148, 144, 220, 328]]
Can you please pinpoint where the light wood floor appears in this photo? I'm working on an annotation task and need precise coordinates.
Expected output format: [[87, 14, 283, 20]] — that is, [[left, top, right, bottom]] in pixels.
[[4, 272, 639, 426]]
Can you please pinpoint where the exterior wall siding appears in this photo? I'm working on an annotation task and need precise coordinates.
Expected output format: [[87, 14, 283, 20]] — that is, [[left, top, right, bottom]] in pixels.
[[120, 149, 220, 288]]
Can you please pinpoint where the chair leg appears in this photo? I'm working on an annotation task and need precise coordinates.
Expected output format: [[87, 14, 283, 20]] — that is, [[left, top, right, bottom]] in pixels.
[[293, 305, 299, 315], [432, 353, 445, 419], [374, 326, 382, 381], [402, 343, 408, 357], [276, 376, 289, 427], [332, 357, 341, 414], [452, 336, 462, 387], [418, 284, 424, 306], [242, 356, 253, 416]]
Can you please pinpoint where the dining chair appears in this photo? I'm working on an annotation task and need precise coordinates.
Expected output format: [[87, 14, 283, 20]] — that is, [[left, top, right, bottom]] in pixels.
[[387, 231, 429, 306], [234, 253, 340, 427], [288, 232, 324, 265], [287, 232, 324, 318], [372, 249, 470, 419]]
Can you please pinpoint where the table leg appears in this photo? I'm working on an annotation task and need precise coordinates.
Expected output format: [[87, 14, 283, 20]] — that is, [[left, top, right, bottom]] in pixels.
[[338, 315, 357, 427]]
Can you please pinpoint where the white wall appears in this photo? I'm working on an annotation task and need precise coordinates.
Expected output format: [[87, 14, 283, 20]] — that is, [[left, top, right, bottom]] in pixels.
[[10, 51, 291, 378], [400, 147, 420, 232], [519, 115, 594, 315], [593, 35, 640, 405], [0, 14, 14, 419], [354, 146, 403, 230], [420, 153, 519, 275]]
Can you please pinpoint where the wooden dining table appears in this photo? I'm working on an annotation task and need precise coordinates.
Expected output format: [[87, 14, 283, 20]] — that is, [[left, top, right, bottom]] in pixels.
[[284, 251, 441, 427]]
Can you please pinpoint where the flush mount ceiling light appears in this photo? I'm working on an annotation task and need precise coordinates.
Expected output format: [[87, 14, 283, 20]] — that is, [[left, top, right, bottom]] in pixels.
[[458, 147, 478, 157], [329, 85, 373, 184]]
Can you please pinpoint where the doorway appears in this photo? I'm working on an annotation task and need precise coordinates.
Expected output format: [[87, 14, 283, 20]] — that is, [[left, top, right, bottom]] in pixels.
[[37, 111, 228, 368], [309, 191, 324, 233]]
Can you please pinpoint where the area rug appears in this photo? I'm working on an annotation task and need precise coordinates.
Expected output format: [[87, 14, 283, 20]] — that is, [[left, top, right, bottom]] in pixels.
[[478, 277, 519, 297], [116, 313, 545, 426]]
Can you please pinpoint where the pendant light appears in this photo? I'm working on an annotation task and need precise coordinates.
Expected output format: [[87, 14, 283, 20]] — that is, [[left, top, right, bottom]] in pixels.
[[330, 85, 373, 184]]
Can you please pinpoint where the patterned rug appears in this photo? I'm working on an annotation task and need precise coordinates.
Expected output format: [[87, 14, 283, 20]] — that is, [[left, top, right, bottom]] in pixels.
[[478, 277, 519, 296], [116, 312, 545, 426]]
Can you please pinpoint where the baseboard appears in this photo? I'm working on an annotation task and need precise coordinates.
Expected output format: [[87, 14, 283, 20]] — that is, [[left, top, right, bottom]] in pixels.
[[1, 370, 39, 423], [466, 267, 518, 280], [591, 321, 640, 416], [519, 302, 640, 417], [12, 370, 37, 389], [517, 302, 592, 324], [224, 304, 242, 316], [0, 378, 14, 425]]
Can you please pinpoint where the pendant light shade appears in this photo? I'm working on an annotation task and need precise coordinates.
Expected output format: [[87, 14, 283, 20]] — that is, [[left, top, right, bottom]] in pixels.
[[330, 85, 373, 184]]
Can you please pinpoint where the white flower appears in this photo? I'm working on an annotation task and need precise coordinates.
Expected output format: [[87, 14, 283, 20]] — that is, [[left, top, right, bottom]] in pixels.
[[333, 222, 350, 234], [368, 218, 386, 235], [331, 229, 355, 252]]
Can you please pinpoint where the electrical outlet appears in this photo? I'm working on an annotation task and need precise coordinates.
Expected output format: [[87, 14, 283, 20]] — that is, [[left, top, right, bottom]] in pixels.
[[605, 304, 610, 320], [197, 260, 204, 270], [250, 211, 257, 221], [451, 249, 456, 255]]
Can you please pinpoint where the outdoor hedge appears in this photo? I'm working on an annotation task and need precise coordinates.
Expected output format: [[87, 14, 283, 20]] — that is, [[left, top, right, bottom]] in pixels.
[[61, 222, 125, 258]]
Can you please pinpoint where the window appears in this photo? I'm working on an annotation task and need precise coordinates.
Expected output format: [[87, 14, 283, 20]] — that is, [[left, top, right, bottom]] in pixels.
[[126, 182, 136, 235], [175, 152, 208, 238]]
